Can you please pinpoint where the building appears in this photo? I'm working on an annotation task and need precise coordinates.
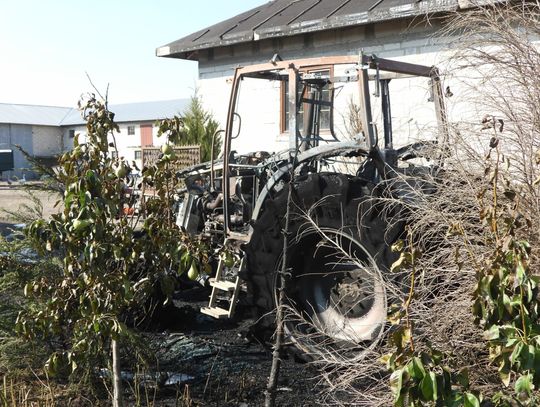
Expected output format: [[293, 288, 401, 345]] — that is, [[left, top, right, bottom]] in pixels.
[[0, 99, 189, 179], [156, 0, 475, 154], [0, 104, 72, 179]]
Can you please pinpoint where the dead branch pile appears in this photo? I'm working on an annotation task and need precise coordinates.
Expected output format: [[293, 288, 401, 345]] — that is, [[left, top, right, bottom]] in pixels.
[[296, 3, 540, 405]]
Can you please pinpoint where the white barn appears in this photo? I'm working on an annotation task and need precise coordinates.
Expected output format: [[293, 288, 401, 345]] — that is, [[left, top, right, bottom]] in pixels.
[[0, 99, 189, 179]]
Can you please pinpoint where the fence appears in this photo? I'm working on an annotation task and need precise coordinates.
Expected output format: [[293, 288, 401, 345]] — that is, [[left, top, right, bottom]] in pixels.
[[141, 145, 201, 170]]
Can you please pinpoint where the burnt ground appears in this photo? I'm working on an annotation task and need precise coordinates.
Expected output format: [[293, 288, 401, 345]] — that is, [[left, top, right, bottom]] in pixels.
[[0, 185, 328, 406], [126, 287, 325, 407]]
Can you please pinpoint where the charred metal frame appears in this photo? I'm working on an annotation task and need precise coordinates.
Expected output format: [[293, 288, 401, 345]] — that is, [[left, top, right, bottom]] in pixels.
[[221, 53, 448, 235]]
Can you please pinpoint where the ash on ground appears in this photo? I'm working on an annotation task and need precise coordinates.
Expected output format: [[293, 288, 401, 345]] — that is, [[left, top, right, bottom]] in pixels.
[[126, 287, 322, 406]]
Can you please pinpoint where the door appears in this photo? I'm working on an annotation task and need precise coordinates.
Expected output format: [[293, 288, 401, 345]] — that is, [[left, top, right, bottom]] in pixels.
[[140, 123, 153, 147]]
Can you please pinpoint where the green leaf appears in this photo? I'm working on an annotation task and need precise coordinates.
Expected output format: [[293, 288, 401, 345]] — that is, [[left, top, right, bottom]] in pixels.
[[517, 240, 531, 254], [456, 368, 470, 389], [515, 373, 533, 396], [522, 345, 536, 370], [499, 358, 512, 387], [390, 326, 406, 350], [160, 274, 175, 299], [428, 347, 443, 364], [479, 275, 493, 297], [533, 346, 540, 374], [45, 353, 58, 377], [492, 391, 504, 404], [420, 371, 437, 401], [526, 281, 533, 303], [510, 342, 524, 365], [387, 309, 402, 325], [389, 369, 404, 401], [502, 293, 513, 313], [446, 392, 463, 407], [484, 325, 500, 341], [516, 261, 527, 285], [379, 353, 390, 365], [463, 392, 480, 407], [441, 367, 452, 397], [530, 275, 540, 287], [409, 357, 426, 379]]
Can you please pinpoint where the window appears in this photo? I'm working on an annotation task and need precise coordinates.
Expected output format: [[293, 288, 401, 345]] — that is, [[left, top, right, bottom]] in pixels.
[[281, 83, 304, 133], [281, 67, 333, 133], [68, 129, 75, 138], [134, 150, 142, 160], [127, 125, 135, 135]]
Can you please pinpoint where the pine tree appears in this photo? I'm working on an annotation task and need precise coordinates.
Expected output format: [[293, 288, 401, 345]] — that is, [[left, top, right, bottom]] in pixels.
[[178, 95, 220, 162]]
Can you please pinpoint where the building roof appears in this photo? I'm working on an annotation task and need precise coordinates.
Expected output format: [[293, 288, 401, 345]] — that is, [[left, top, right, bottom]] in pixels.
[[0, 99, 190, 127], [0, 103, 73, 127], [157, 0, 460, 60], [60, 99, 190, 125]]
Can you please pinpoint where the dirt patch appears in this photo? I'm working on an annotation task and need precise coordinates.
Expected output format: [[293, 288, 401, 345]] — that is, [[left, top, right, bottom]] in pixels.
[[0, 184, 60, 235]]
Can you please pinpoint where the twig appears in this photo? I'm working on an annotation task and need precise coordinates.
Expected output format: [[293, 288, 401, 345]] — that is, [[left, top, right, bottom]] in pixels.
[[203, 347, 222, 397], [265, 150, 298, 407]]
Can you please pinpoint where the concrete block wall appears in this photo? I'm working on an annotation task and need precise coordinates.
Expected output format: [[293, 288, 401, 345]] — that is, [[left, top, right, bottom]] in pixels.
[[196, 18, 458, 156], [62, 125, 85, 152], [32, 126, 62, 157]]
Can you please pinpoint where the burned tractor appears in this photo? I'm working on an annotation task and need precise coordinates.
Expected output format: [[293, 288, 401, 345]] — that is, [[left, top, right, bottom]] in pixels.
[[175, 53, 448, 355]]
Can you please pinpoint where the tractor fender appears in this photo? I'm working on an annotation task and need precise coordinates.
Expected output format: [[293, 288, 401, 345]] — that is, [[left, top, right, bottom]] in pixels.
[[250, 141, 369, 222]]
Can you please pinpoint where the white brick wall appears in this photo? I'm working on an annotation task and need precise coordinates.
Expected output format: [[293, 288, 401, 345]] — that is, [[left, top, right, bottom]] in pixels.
[[195, 20, 461, 156], [62, 125, 85, 152], [114, 123, 143, 162]]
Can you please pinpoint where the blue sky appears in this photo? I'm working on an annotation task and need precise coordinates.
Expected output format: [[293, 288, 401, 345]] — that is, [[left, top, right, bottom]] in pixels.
[[0, 0, 266, 107]]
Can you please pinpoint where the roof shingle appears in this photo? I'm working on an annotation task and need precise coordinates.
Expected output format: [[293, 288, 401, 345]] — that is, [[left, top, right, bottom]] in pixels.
[[157, 0, 460, 60]]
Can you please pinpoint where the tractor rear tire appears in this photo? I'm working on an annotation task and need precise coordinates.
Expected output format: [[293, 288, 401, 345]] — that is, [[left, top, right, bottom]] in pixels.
[[245, 173, 403, 357]]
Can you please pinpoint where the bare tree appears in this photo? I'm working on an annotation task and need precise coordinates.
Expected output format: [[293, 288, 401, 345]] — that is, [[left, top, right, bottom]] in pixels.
[[290, 2, 540, 405]]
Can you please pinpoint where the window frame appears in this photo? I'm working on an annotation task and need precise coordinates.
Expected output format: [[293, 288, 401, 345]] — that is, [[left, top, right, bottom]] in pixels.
[[280, 65, 334, 135], [127, 125, 136, 135]]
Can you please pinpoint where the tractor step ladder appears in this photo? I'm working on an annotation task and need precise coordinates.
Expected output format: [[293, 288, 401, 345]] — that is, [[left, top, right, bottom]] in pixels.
[[200, 254, 245, 319]]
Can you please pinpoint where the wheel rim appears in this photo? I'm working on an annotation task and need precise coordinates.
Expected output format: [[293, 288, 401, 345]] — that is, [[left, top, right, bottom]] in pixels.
[[283, 228, 387, 348]]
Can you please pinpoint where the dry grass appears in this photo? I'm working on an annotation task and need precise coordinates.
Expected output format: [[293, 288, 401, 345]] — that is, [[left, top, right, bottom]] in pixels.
[[284, 2, 540, 405]]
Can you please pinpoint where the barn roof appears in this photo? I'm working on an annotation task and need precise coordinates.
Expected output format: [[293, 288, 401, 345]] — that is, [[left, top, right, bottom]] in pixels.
[[0, 99, 190, 127], [157, 0, 461, 60], [60, 99, 190, 125], [0, 103, 72, 127]]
